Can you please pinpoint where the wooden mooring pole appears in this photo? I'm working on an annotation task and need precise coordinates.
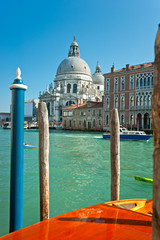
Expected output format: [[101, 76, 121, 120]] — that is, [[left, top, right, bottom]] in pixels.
[[38, 102, 49, 221], [110, 108, 120, 201], [152, 24, 160, 240]]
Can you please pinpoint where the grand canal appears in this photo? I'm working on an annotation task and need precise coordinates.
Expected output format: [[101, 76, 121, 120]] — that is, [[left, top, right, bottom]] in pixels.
[[0, 128, 153, 237]]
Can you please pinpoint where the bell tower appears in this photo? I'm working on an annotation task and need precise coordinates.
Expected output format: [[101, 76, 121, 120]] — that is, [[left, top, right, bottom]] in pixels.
[[68, 36, 80, 57]]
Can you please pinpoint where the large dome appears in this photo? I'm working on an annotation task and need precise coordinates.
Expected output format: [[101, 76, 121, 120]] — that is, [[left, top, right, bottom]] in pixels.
[[56, 57, 91, 76]]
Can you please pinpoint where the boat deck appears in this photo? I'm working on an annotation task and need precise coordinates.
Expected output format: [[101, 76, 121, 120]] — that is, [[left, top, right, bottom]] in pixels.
[[1, 202, 152, 240]]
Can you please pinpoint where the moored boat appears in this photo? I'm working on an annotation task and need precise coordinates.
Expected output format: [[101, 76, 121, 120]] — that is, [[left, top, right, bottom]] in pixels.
[[24, 143, 37, 149], [135, 176, 153, 183], [105, 198, 153, 214], [103, 127, 152, 141], [1, 198, 152, 240], [2, 122, 11, 129]]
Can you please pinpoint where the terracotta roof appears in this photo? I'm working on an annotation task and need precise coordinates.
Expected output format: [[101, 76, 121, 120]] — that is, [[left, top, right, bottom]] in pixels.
[[78, 102, 103, 109], [105, 62, 153, 75], [62, 103, 87, 110], [63, 101, 103, 111]]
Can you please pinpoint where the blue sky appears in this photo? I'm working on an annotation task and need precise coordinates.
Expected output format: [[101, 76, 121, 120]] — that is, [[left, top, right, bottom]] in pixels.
[[0, 0, 159, 112]]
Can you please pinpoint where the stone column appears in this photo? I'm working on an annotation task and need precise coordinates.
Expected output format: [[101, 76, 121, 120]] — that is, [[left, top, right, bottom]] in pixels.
[[150, 115, 152, 130], [142, 115, 144, 129], [50, 101, 52, 116]]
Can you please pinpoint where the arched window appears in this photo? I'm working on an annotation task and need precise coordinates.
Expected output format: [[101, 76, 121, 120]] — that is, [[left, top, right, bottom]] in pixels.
[[67, 84, 71, 93], [148, 77, 151, 86], [73, 84, 77, 93], [66, 101, 75, 106], [130, 115, 134, 125], [121, 97, 125, 108], [93, 119, 95, 127], [121, 115, 124, 125], [144, 96, 147, 106], [136, 96, 139, 106], [121, 80, 125, 90], [106, 115, 109, 125], [136, 79, 139, 88], [115, 81, 118, 91], [130, 79, 134, 89], [130, 96, 134, 107], [144, 78, 147, 87], [140, 96, 143, 106], [115, 97, 118, 108], [140, 78, 143, 87], [106, 80, 110, 91], [148, 96, 151, 106], [106, 98, 109, 108]]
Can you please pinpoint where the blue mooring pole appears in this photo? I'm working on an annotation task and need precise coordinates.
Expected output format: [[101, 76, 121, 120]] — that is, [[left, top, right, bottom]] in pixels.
[[9, 68, 27, 232]]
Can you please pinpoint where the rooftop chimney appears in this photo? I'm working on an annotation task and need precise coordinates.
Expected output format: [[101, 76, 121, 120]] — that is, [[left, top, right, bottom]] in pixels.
[[111, 65, 115, 73], [126, 64, 129, 70]]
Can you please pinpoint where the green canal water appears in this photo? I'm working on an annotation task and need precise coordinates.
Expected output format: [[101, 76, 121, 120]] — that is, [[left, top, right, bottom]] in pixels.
[[0, 128, 153, 236]]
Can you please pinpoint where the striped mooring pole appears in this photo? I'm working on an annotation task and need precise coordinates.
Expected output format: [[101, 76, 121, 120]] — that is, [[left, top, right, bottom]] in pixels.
[[9, 68, 27, 232]]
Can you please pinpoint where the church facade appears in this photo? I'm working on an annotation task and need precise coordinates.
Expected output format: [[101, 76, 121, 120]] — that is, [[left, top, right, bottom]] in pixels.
[[39, 38, 104, 122]]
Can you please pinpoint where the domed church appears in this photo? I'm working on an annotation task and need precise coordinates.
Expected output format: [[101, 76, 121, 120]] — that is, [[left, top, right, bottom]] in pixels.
[[39, 37, 104, 122]]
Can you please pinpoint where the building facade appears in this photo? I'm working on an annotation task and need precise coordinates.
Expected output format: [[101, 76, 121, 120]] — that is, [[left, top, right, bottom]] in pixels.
[[62, 100, 103, 131], [24, 99, 39, 122], [103, 62, 154, 131], [0, 113, 11, 126], [39, 38, 104, 123]]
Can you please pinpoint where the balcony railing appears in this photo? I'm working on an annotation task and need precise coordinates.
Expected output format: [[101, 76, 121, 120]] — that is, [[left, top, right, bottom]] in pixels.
[[136, 85, 153, 90], [135, 105, 152, 110]]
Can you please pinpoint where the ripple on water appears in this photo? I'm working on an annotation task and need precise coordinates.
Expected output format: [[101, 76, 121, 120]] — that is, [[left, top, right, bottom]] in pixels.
[[0, 129, 153, 236]]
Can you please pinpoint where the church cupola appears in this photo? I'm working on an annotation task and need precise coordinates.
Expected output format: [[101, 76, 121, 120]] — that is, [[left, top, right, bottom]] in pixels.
[[95, 61, 101, 73], [92, 61, 104, 85], [68, 36, 80, 57]]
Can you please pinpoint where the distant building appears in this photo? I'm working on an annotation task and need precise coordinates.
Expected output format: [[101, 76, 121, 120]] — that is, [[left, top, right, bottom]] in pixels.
[[103, 62, 154, 131], [0, 113, 11, 125], [24, 99, 39, 122], [62, 99, 103, 131], [39, 38, 104, 123]]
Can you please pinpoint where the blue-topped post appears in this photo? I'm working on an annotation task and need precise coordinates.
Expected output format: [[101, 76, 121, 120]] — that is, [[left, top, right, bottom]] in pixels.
[[9, 68, 27, 232]]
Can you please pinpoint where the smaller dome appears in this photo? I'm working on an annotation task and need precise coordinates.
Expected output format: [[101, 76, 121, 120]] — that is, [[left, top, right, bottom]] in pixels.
[[92, 61, 104, 85]]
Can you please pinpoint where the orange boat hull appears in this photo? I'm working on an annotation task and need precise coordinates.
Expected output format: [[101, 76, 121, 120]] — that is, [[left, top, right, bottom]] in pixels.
[[1, 200, 152, 240]]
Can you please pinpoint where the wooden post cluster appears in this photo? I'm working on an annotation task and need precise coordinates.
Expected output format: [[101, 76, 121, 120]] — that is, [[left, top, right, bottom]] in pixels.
[[38, 102, 49, 221], [110, 108, 120, 201], [152, 24, 160, 240]]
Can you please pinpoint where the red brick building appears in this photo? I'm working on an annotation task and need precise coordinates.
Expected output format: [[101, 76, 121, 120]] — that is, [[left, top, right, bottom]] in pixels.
[[103, 62, 154, 131]]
